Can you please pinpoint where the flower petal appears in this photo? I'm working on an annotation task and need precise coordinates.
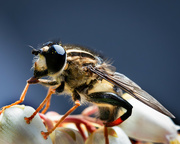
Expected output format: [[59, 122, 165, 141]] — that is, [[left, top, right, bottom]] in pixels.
[[120, 93, 179, 143], [85, 126, 131, 144], [0, 105, 52, 144], [51, 127, 84, 144]]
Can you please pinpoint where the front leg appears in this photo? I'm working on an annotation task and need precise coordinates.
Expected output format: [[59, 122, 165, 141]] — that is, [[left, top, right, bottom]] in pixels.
[[41, 92, 81, 139], [0, 76, 58, 115], [0, 83, 29, 114], [28, 77, 58, 87], [41, 81, 65, 114], [25, 79, 65, 122], [24, 87, 55, 124]]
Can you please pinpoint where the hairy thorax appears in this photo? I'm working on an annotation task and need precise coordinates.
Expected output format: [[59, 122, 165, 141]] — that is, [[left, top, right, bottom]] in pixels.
[[63, 61, 98, 90]]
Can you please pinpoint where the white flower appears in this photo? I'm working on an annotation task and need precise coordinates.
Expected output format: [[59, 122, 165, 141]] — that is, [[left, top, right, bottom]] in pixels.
[[85, 126, 131, 144], [50, 127, 84, 144], [0, 105, 52, 144], [120, 93, 180, 144]]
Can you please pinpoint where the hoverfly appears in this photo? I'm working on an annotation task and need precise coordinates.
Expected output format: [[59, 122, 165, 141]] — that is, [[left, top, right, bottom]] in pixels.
[[0, 41, 175, 140]]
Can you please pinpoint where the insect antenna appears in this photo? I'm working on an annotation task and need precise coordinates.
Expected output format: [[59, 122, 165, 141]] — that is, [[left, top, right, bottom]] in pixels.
[[28, 45, 40, 56]]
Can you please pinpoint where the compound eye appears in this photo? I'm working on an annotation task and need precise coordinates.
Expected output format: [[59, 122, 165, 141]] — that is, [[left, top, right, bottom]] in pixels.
[[51, 44, 66, 55], [45, 44, 66, 74]]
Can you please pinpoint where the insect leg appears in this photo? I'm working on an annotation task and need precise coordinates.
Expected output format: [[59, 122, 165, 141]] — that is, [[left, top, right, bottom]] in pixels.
[[24, 87, 55, 124], [41, 88, 52, 114], [41, 100, 81, 139], [88, 92, 133, 127], [28, 78, 58, 86], [41, 90, 81, 139], [104, 126, 109, 144], [41, 81, 65, 114], [0, 83, 29, 114]]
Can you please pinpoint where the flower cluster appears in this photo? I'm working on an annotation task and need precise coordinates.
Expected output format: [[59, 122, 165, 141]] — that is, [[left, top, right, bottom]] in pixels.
[[0, 93, 179, 144]]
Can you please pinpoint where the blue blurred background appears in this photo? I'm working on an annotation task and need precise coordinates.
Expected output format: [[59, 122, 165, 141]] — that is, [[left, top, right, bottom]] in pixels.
[[0, 1, 179, 124]]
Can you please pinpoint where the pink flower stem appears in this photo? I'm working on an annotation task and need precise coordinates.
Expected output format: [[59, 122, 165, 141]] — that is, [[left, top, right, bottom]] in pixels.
[[75, 123, 87, 140], [58, 116, 97, 133], [39, 113, 54, 130]]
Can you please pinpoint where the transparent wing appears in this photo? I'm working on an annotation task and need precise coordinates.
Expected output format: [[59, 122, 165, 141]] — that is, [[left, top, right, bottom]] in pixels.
[[88, 65, 175, 118]]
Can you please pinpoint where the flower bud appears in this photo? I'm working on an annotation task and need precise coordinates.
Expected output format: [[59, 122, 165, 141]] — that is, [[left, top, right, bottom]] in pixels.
[[0, 105, 52, 144], [50, 127, 84, 144], [85, 126, 131, 144], [120, 93, 180, 143]]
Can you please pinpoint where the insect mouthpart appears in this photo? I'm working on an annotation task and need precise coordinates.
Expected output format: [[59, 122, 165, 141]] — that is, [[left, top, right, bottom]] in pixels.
[[27, 76, 39, 84]]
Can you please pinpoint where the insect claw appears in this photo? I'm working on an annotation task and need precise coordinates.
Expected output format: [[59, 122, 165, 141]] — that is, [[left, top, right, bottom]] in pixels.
[[24, 117, 31, 124], [0, 110, 3, 115], [75, 100, 81, 106], [0, 107, 5, 114], [41, 131, 48, 140]]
